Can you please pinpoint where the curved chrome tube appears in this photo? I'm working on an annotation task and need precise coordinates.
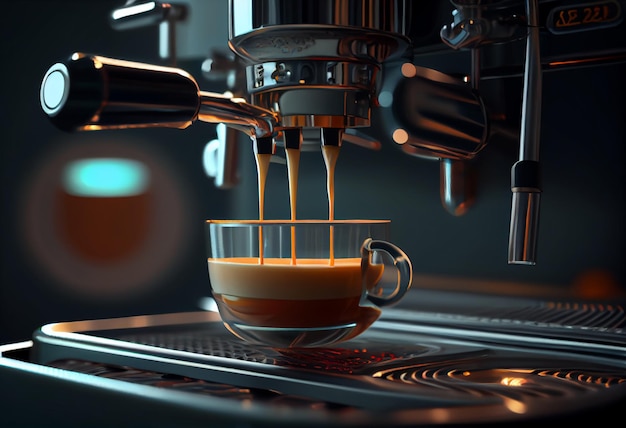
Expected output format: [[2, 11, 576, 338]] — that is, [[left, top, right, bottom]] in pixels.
[[198, 92, 277, 138]]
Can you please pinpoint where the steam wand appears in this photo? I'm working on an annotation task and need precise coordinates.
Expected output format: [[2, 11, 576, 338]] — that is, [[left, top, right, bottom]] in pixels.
[[508, 0, 542, 265]]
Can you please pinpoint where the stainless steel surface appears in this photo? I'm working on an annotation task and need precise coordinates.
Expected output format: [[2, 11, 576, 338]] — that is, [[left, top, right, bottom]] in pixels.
[[229, 0, 410, 39], [197, 90, 277, 137], [508, 191, 541, 264], [227, 0, 412, 134], [392, 64, 489, 161]]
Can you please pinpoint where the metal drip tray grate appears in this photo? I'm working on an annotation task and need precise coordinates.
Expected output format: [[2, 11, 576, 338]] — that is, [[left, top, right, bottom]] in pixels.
[[48, 353, 626, 416], [30, 307, 626, 425], [113, 331, 434, 374], [370, 356, 626, 400], [455, 301, 625, 329], [71, 328, 626, 401], [384, 291, 626, 348]]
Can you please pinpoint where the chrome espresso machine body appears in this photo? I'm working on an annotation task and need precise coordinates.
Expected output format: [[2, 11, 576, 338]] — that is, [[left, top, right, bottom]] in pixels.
[[1, 1, 625, 426]]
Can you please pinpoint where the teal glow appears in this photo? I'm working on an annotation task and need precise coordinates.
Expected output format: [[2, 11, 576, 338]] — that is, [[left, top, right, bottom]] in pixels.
[[63, 158, 149, 197]]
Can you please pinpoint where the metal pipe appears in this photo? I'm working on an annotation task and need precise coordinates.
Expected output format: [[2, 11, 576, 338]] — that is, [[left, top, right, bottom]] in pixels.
[[508, 0, 542, 265], [197, 91, 277, 138]]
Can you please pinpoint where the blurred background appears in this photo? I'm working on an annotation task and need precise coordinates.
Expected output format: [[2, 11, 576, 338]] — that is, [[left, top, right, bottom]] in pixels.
[[1, 0, 624, 345]]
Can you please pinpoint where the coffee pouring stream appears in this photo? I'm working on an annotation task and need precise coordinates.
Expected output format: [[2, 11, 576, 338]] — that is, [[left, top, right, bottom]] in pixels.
[[38, 0, 545, 265]]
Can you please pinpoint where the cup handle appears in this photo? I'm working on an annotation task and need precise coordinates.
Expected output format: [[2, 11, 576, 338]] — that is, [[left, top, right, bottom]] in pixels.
[[361, 238, 413, 307]]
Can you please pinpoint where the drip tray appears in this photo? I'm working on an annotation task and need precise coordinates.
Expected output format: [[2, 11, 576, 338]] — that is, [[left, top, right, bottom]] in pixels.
[[29, 305, 626, 426]]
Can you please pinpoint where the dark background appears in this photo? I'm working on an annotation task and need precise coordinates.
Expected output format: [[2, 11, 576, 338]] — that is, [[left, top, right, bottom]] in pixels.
[[1, 0, 625, 345]]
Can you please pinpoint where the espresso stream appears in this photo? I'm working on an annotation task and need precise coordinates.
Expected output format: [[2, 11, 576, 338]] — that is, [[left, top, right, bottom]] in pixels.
[[254, 152, 272, 262], [255, 143, 340, 265]]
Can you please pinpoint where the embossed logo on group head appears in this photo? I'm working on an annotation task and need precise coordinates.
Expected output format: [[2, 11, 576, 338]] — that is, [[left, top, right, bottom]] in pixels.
[[254, 35, 316, 54]]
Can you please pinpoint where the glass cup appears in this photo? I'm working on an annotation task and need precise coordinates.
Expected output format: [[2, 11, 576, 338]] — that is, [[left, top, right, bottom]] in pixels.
[[206, 219, 413, 348]]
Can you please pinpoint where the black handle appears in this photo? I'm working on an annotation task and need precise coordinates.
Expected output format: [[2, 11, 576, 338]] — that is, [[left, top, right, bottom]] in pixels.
[[39, 53, 201, 132]]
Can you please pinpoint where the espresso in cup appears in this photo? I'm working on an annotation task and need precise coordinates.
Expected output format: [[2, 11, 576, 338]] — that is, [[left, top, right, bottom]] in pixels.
[[206, 220, 412, 348], [209, 256, 383, 328]]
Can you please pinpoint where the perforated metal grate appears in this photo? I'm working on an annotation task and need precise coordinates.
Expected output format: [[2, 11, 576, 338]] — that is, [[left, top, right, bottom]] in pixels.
[[472, 302, 626, 330]]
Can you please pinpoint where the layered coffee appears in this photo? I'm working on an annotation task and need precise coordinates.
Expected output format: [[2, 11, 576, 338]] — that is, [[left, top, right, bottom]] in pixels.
[[209, 256, 383, 330]]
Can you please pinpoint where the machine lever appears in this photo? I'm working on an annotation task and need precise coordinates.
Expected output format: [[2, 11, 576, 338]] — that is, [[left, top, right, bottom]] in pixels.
[[39, 52, 277, 137]]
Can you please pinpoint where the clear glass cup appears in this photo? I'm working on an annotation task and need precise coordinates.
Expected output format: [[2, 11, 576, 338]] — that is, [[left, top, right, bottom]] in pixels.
[[206, 219, 413, 348]]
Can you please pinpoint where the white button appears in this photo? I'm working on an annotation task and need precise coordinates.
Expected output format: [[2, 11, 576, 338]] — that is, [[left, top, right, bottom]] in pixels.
[[43, 70, 66, 109], [41, 63, 69, 115]]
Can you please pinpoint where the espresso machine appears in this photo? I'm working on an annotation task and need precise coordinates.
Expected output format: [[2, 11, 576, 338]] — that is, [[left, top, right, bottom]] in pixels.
[[1, 0, 625, 426]]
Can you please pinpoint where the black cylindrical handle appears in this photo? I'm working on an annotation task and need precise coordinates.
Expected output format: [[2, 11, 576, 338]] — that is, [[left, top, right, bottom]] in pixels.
[[40, 53, 201, 132]]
